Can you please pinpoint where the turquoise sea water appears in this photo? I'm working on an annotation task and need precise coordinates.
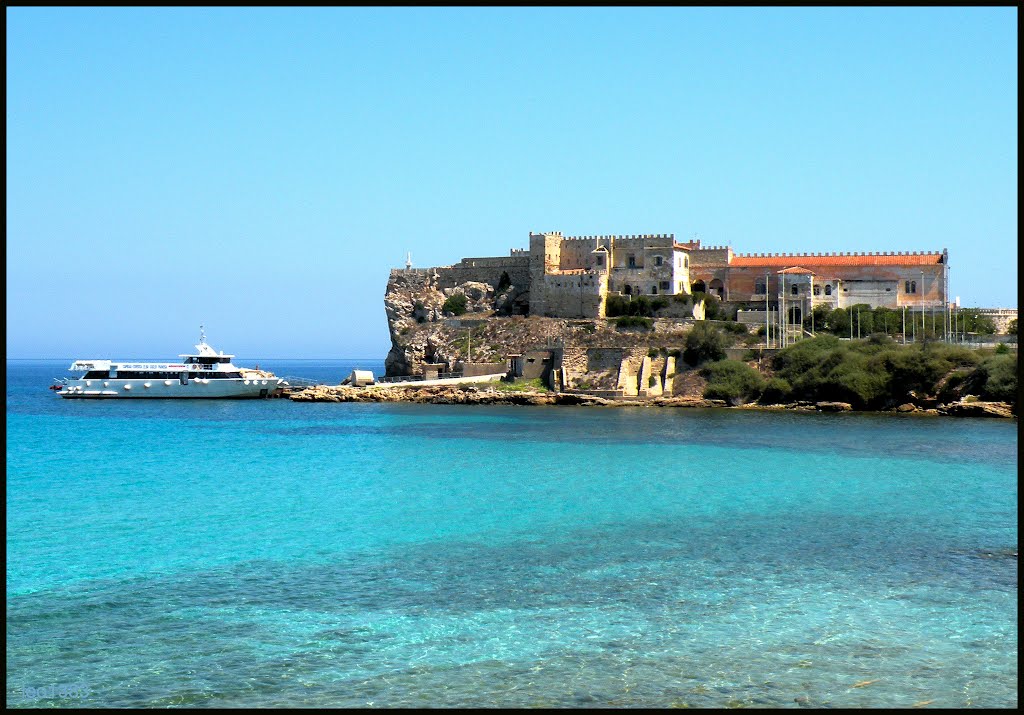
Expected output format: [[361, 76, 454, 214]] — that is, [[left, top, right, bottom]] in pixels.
[[6, 359, 1018, 708]]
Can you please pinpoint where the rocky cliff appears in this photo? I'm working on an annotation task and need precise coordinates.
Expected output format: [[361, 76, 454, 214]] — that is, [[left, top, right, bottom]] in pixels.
[[383, 269, 701, 378]]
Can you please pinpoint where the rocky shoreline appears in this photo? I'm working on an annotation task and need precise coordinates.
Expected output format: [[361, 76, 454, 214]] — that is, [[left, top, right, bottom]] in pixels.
[[289, 384, 1016, 418]]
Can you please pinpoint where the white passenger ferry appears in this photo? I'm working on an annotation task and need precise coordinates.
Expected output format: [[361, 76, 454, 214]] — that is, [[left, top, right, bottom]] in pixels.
[[54, 329, 284, 399]]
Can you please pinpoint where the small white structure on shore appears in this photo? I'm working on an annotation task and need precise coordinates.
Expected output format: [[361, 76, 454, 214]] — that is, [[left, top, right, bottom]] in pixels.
[[343, 370, 375, 387]]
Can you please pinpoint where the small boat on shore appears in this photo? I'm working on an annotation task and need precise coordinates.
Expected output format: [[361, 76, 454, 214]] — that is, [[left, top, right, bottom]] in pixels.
[[54, 328, 284, 399]]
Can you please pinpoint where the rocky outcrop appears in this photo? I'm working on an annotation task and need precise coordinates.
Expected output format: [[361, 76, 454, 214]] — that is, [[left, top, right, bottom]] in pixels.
[[290, 384, 735, 408], [815, 401, 853, 412], [290, 384, 612, 406], [384, 271, 536, 376], [936, 400, 1015, 419]]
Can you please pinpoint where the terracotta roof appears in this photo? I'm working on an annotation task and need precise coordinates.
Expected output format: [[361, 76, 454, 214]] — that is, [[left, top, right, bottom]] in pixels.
[[731, 253, 943, 267]]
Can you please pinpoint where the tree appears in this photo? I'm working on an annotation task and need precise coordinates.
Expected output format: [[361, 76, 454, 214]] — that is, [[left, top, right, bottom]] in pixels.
[[872, 307, 900, 335], [683, 323, 728, 366], [849, 304, 874, 336], [826, 308, 850, 336], [805, 305, 832, 334]]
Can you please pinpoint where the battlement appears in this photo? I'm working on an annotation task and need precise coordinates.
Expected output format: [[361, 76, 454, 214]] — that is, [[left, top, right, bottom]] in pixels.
[[529, 233, 679, 242], [733, 250, 942, 257]]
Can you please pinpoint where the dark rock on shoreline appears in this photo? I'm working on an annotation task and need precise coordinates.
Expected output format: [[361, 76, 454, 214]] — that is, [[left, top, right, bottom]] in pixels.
[[289, 385, 1015, 419]]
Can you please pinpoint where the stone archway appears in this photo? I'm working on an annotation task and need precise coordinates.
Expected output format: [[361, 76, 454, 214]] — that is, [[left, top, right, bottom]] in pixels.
[[691, 280, 707, 293], [624, 284, 632, 296], [708, 278, 725, 297]]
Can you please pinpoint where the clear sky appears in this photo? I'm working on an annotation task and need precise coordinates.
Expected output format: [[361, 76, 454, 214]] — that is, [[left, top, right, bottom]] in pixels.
[[6, 7, 1018, 359]]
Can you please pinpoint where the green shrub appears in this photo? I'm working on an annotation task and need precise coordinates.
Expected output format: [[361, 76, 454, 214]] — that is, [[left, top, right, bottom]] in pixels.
[[759, 377, 793, 404], [994, 342, 1010, 355], [615, 315, 653, 330], [606, 294, 670, 318], [770, 335, 841, 374], [970, 354, 1018, 403], [648, 347, 660, 357], [762, 334, 1014, 409], [442, 293, 468, 316], [683, 323, 728, 366], [701, 360, 765, 404]]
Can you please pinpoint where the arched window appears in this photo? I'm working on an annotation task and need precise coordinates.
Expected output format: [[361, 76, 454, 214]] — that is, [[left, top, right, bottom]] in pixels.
[[813, 285, 821, 296], [791, 284, 798, 295], [651, 286, 658, 295], [910, 281, 917, 294], [825, 285, 832, 296], [624, 285, 632, 295]]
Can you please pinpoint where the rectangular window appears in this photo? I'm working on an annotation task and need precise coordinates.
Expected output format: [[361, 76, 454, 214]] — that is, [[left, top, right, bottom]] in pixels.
[[628, 255, 636, 268], [655, 256, 663, 267], [595, 255, 604, 266], [660, 281, 670, 291]]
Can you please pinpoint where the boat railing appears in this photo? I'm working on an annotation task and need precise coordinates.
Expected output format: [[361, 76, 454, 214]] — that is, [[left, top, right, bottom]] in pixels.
[[278, 376, 322, 388]]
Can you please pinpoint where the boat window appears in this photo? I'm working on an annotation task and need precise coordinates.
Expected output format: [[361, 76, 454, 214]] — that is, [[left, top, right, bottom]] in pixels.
[[83, 370, 110, 379]]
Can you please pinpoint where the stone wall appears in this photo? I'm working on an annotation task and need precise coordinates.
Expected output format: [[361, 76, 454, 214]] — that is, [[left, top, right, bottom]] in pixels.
[[435, 255, 531, 292], [531, 271, 608, 318], [458, 361, 508, 377]]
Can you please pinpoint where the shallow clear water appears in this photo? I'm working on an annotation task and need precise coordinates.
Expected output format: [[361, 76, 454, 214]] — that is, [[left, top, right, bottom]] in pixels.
[[6, 360, 1017, 707]]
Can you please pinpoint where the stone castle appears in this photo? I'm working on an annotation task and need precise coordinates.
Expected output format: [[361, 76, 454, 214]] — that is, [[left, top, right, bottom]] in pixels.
[[396, 231, 952, 325]]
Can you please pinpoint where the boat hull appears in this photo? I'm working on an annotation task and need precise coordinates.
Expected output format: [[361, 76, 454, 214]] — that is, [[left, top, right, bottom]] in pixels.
[[59, 378, 283, 399]]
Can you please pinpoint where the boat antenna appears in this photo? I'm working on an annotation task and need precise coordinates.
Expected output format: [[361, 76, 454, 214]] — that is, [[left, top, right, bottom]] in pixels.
[[200, 324, 206, 344]]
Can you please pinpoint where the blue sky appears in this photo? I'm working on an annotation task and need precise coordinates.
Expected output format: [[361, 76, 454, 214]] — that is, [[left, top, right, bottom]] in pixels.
[[7, 7, 1017, 359]]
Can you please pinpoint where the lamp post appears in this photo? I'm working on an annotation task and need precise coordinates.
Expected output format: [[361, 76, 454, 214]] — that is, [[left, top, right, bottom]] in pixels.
[[921, 270, 925, 339]]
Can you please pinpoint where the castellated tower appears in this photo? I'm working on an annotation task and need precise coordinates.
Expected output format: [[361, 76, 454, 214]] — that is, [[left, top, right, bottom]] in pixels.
[[528, 232, 562, 317], [528, 231, 609, 319]]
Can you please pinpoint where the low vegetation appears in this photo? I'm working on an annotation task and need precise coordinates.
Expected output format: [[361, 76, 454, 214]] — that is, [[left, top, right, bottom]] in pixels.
[[753, 335, 1015, 409], [701, 360, 765, 403], [615, 315, 654, 330], [804, 304, 997, 338], [682, 323, 730, 366], [492, 377, 549, 392], [442, 293, 468, 316]]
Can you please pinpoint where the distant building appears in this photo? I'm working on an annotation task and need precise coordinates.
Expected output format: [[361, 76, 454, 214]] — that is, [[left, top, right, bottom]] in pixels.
[[395, 231, 952, 324]]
